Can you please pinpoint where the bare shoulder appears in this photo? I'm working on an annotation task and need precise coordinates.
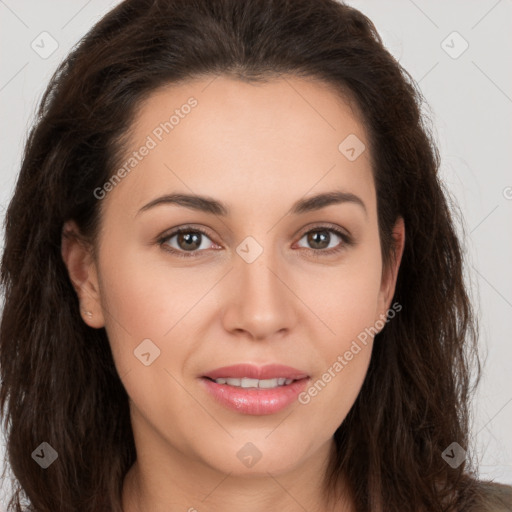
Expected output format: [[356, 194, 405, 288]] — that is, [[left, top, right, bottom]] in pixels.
[[469, 480, 512, 512]]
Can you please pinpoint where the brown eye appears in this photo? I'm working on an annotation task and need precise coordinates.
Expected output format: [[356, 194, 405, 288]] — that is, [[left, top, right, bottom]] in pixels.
[[297, 227, 349, 253], [159, 227, 215, 257]]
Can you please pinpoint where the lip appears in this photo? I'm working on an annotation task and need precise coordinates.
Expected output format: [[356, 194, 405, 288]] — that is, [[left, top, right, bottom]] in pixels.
[[200, 376, 310, 415], [202, 363, 309, 381], [200, 363, 310, 415]]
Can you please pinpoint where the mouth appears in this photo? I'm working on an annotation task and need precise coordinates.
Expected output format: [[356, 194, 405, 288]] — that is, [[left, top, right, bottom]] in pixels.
[[199, 364, 310, 415]]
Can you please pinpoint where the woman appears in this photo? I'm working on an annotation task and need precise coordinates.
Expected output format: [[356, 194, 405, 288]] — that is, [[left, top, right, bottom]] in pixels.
[[1, 0, 510, 510]]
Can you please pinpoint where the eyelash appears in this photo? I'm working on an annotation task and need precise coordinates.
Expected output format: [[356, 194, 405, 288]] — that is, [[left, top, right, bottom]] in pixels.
[[157, 224, 353, 259]]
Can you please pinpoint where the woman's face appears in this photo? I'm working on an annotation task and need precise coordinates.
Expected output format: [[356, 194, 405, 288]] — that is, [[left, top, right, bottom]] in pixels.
[[64, 75, 403, 480]]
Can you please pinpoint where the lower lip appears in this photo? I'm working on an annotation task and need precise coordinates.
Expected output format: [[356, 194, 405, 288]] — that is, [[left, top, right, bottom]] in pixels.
[[200, 377, 310, 415]]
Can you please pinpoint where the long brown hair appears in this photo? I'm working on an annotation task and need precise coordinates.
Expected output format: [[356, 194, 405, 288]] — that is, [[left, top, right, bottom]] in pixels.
[[1, 0, 483, 510]]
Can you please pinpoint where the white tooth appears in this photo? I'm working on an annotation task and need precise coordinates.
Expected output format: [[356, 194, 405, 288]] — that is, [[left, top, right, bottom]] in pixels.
[[214, 377, 293, 388], [240, 378, 260, 388], [258, 378, 279, 388]]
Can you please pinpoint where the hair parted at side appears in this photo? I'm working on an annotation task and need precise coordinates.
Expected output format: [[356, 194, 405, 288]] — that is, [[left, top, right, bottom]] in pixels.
[[1, 0, 484, 511]]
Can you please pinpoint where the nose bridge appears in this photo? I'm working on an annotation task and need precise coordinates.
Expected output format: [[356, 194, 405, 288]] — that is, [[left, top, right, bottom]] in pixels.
[[224, 235, 296, 338]]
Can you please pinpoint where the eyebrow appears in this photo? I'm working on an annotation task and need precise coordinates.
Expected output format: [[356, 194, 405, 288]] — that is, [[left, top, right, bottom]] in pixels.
[[136, 190, 367, 218]]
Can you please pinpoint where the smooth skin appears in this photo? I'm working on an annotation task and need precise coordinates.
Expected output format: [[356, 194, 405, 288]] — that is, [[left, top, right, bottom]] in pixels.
[[62, 75, 405, 512]]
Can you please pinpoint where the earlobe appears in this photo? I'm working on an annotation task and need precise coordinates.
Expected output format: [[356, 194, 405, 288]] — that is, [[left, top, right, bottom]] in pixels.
[[61, 220, 105, 328], [377, 216, 405, 321]]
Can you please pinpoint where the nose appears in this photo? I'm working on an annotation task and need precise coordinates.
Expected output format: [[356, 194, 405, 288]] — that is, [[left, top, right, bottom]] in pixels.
[[221, 244, 298, 341]]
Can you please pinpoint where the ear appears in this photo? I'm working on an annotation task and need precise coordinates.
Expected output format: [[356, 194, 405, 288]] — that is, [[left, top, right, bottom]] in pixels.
[[61, 220, 105, 328], [376, 216, 405, 321]]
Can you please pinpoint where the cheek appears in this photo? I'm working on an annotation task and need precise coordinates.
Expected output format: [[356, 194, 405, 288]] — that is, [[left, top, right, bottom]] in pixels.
[[303, 245, 383, 349], [96, 248, 206, 421], [296, 273, 379, 433], [95, 240, 185, 377], [98, 241, 211, 334], [298, 344, 372, 439], [295, 244, 383, 423]]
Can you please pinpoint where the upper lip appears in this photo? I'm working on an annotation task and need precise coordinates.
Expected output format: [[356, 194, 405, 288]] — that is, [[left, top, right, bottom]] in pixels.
[[202, 364, 309, 381]]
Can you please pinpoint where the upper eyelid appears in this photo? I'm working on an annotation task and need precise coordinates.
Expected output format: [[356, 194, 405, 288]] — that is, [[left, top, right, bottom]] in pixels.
[[159, 225, 216, 243]]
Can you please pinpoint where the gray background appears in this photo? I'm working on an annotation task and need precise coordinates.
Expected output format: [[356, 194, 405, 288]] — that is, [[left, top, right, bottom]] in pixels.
[[0, 0, 511, 507]]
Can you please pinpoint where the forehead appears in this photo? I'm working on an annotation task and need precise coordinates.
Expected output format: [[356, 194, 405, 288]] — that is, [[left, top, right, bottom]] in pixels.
[[105, 75, 375, 216], [131, 74, 367, 147]]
